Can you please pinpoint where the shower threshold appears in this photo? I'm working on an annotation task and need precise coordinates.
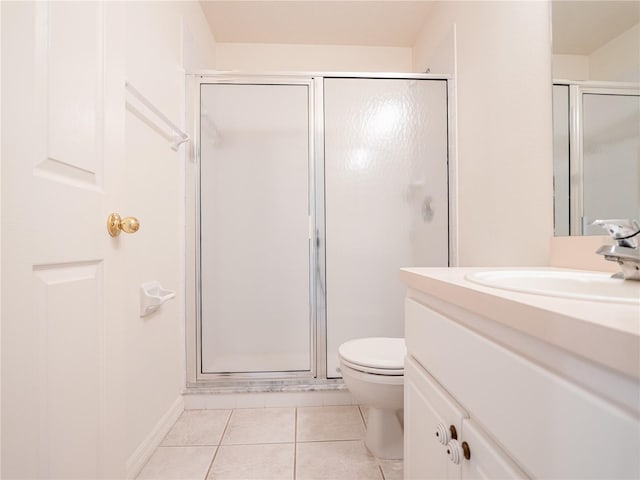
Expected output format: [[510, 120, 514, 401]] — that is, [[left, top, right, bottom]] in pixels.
[[185, 377, 346, 394]]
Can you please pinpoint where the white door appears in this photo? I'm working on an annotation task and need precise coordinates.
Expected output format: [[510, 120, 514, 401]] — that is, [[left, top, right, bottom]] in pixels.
[[2, 2, 125, 477]]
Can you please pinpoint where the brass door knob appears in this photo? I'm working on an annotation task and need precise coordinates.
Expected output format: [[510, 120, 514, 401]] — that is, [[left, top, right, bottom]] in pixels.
[[107, 213, 140, 237]]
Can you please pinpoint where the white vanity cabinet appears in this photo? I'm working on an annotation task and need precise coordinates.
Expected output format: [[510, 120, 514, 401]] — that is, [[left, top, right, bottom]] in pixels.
[[405, 356, 527, 479], [402, 270, 640, 480]]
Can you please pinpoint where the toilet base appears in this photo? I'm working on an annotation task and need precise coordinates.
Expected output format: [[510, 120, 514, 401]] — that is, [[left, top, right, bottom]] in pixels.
[[364, 407, 404, 460]]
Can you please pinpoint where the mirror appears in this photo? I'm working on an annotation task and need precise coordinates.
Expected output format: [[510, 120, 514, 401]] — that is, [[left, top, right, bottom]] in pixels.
[[551, 1, 640, 236]]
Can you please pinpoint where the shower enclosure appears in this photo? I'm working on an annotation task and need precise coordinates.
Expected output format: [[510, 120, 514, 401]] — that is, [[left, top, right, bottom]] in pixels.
[[186, 73, 451, 387], [553, 82, 640, 236]]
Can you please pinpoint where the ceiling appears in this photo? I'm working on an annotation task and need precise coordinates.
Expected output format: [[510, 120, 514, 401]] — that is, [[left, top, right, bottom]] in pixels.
[[200, 1, 640, 53]]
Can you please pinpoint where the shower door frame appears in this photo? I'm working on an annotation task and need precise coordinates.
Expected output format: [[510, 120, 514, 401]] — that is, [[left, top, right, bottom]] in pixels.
[[187, 74, 324, 386], [185, 72, 457, 389]]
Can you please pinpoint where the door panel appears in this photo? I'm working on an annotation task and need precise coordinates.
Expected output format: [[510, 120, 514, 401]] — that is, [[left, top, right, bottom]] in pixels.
[[324, 78, 449, 377], [581, 92, 640, 234], [199, 83, 312, 374], [43, 1, 104, 187], [34, 261, 104, 476]]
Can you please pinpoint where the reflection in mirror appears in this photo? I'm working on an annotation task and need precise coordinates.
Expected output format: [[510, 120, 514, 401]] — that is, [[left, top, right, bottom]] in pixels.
[[553, 84, 640, 235], [551, 1, 640, 236]]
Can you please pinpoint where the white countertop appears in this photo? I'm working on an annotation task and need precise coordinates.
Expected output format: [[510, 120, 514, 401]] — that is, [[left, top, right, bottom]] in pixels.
[[401, 267, 640, 380]]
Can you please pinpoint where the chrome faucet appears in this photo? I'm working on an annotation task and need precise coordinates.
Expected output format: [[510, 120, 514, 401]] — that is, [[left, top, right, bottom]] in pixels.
[[593, 219, 640, 281]]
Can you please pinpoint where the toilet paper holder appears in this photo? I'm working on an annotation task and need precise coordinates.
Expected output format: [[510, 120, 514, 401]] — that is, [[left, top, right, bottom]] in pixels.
[[140, 281, 176, 317]]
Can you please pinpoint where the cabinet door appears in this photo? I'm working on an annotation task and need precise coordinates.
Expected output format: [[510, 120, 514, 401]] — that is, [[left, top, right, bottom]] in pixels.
[[461, 419, 529, 479], [405, 356, 467, 480]]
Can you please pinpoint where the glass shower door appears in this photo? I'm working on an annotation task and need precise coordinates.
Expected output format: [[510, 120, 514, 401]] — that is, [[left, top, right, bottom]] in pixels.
[[323, 78, 449, 378], [199, 82, 312, 375], [581, 92, 640, 234]]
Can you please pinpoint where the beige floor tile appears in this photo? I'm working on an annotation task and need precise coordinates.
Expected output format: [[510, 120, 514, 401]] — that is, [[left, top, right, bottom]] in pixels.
[[297, 405, 365, 442], [221, 407, 295, 445], [207, 443, 294, 480], [296, 440, 383, 480], [162, 410, 231, 446], [136, 446, 216, 480], [379, 459, 403, 480]]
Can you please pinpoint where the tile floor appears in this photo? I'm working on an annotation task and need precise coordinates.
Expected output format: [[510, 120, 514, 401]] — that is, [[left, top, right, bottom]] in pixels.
[[137, 405, 403, 480]]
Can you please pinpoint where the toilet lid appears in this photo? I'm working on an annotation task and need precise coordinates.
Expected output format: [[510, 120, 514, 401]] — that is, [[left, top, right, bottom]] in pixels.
[[338, 337, 406, 370]]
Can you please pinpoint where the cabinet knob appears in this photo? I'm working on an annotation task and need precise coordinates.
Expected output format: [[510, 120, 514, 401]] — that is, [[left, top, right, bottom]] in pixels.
[[446, 439, 471, 464], [435, 423, 458, 445]]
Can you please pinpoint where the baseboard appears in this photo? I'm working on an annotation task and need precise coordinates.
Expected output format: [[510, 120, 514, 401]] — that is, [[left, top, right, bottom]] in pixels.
[[126, 395, 184, 479]]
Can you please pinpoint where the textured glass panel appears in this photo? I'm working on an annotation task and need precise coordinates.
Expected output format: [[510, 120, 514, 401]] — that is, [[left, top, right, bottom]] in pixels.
[[582, 93, 640, 235], [324, 78, 449, 378], [200, 84, 311, 373]]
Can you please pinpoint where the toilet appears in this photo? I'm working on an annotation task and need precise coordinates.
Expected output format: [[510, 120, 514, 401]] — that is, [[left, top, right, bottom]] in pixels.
[[338, 337, 406, 459]]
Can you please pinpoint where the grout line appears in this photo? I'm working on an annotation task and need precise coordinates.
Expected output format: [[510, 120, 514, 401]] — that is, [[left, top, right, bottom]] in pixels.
[[357, 404, 367, 426], [293, 407, 298, 480], [203, 409, 234, 479], [296, 438, 363, 444], [155, 444, 219, 448], [218, 440, 296, 446], [201, 447, 217, 480]]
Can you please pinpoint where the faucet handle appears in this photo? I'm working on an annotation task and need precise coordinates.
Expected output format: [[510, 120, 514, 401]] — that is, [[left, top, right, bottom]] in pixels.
[[591, 219, 640, 248]]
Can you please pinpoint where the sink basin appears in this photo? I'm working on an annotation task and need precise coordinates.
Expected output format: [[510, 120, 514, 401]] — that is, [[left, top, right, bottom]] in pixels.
[[465, 270, 640, 305]]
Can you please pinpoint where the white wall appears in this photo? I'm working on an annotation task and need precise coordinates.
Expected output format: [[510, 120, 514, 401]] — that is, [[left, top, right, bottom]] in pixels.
[[412, 1, 554, 266], [122, 1, 214, 475], [412, 23, 456, 75], [590, 23, 640, 82], [552, 54, 589, 80], [216, 42, 412, 72]]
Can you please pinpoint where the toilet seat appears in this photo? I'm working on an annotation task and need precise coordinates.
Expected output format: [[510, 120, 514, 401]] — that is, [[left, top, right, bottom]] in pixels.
[[338, 337, 406, 376], [340, 358, 404, 376]]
